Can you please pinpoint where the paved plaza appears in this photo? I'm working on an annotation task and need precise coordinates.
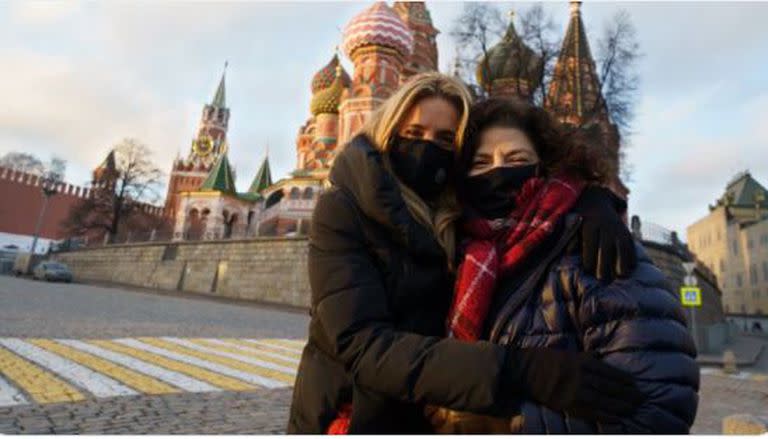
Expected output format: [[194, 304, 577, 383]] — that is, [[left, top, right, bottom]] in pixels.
[[0, 276, 766, 434]]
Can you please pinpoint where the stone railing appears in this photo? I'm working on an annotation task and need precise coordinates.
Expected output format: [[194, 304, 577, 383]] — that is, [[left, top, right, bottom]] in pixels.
[[259, 199, 316, 223]]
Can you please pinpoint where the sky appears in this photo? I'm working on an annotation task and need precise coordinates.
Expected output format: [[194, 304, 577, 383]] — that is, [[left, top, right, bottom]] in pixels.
[[1, 1, 767, 241]]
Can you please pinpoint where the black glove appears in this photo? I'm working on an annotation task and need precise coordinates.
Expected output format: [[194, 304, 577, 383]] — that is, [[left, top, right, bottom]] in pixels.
[[572, 185, 637, 282], [503, 349, 645, 422]]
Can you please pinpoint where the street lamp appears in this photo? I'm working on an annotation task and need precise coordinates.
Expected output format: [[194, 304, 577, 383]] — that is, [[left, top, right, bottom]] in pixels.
[[29, 175, 58, 256]]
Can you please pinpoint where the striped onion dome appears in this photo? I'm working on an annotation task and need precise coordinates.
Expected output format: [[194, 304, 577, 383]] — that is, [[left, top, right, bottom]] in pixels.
[[342, 2, 414, 60], [311, 54, 351, 94], [310, 65, 347, 116]]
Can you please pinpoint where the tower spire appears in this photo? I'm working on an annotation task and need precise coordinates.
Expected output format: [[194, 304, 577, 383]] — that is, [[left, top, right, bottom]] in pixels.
[[212, 61, 227, 108]]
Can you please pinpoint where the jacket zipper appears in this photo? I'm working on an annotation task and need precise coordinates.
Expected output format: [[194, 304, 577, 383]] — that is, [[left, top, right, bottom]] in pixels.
[[489, 215, 583, 344]]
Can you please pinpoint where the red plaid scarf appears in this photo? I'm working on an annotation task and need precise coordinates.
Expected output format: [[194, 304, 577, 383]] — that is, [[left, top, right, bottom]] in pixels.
[[447, 174, 586, 341]]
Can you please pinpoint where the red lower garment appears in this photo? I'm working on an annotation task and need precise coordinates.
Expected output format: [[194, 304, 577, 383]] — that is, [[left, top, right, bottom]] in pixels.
[[326, 404, 352, 434]]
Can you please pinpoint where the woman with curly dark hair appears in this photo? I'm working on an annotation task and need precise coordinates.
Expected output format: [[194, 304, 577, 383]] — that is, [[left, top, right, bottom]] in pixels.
[[425, 98, 700, 433]]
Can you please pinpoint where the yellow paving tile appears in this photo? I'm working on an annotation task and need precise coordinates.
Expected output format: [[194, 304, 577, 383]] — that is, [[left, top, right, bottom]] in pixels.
[[28, 339, 178, 396], [752, 374, 768, 382], [139, 338, 295, 385], [190, 339, 298, 368], [233, 339, 302, 360], [89, 340, 256, 392], [0, 346, 85, 404]]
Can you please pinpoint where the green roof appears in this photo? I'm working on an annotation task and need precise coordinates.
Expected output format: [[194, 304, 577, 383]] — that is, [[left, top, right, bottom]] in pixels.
[[721, 172, 768, 208], [200, 153, 236, 193], [212, 66, 226, 108], [248, 157, 273, 194]]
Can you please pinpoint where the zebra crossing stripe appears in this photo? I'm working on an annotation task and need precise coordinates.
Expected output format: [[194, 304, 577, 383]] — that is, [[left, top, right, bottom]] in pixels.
[[116, 338, 286, 389], [263, 338, 306, 350], [242, 339, 303, 356], [28, 339, 178, 396], [168, 338, 297, 374], [207, 338, 300, 365], [146, 338, 295, 386], [58, 340, 220, 394], [0, 345, 84, 404], [0, 374, 28, 407], [90, 340, 254, 392], [0, 338, 136, 398]]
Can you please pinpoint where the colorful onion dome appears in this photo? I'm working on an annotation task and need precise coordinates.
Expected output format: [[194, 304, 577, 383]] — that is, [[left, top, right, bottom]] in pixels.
[[476, 13, 544, 91], [342, 2, 414, 60], [311, 54, 351, 94], [310, 65, 347, 116]]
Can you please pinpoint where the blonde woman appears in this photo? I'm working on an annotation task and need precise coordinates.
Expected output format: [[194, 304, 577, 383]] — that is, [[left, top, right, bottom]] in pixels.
[[286, 73, 641, 434]]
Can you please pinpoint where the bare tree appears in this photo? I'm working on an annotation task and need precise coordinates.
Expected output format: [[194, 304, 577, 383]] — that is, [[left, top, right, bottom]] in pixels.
[[451, 4, 641, 182], [449, 2, 506, 97], [518, 5, 561, 107], [47, 156, 67, 182], [63, 138, 164, 243], [0, 151, 67, 182], [0, 152, 45, 175], [596, 10, 641, 136]]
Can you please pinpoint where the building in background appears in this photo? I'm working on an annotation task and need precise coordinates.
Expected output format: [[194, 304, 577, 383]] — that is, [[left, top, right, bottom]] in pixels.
[[687, 171, 768, 331]]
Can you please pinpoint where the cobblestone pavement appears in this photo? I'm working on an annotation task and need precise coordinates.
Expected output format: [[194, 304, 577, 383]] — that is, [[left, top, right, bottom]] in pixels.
[[0, 389, 294, 434], [0, 275, 309, 339], [0, 371, 765, 434], [692, 373, 768, 434]]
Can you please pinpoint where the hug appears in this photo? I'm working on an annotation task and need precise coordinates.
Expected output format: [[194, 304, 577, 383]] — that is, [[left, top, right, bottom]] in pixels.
[[287, 72, 699, 434]]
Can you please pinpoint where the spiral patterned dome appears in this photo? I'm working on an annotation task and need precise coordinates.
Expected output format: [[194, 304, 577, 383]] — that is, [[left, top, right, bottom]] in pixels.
[[342, 2, 414, 60], [311, 54, 351, 94], [310, 66, 347, 116]]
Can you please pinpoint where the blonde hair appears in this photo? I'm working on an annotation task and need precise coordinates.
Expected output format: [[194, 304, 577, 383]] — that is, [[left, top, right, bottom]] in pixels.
[[359, 72, 474, 268]]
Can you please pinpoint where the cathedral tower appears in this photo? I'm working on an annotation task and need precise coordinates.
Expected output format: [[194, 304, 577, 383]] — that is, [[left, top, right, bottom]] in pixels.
[[476, 11, 543, 100], [338, 2, 414, 145], [547, 1, 626, 199], [393, 1, 439, 81]]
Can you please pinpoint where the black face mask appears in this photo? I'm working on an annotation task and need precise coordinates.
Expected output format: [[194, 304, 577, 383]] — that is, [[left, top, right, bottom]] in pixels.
[[465, 164, 539, 218], [387, 135, 455, 201]]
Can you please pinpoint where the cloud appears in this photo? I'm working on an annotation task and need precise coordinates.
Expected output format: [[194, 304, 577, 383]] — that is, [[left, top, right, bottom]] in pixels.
[[628, 91, 768, 236], [9, 1, 82, 25], [0, 48, 195, 187]]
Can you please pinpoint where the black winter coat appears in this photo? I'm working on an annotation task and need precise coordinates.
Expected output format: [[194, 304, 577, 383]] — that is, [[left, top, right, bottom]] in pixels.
[[473, 214, 701, 433], [287, 136, 525, 433]]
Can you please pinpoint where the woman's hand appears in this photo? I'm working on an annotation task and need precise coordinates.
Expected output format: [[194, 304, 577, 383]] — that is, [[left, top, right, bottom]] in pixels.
[[506, 349, 646, 423], [573, 185, 637, 281]]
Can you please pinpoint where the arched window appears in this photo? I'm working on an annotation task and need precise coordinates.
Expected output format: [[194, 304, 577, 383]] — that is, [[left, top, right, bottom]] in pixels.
[[265, 190, 284, 208], [303, 187, 314, 199], [289, 187, 301, 200]]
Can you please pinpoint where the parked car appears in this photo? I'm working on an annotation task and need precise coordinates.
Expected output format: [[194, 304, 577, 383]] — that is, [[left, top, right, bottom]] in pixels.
[[32, 261, 73, 283]]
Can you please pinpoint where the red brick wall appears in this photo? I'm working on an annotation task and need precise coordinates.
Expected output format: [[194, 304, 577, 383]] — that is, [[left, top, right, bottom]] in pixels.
[[0, 167, 89, 240]]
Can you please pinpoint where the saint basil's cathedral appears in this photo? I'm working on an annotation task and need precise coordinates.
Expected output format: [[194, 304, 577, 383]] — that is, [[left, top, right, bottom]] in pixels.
[[165, 1, 626, 242]]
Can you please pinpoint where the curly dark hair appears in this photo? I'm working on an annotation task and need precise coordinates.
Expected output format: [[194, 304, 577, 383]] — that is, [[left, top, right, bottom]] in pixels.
[[457, 98, 613, 187]]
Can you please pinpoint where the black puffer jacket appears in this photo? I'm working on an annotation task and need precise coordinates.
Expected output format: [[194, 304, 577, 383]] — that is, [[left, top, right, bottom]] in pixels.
[[478, 214, 700, 434], [287, 135, 530, 433]]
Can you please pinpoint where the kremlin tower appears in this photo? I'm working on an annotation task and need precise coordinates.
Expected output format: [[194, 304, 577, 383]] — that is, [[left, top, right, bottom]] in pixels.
[[164, 65, 231, 220]]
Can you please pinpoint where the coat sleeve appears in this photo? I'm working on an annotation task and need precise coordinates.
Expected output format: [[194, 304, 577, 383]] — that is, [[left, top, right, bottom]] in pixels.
[[512, 243, 700, 434], [577, 245, 700, 433], [308, 188, 520, 416]]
